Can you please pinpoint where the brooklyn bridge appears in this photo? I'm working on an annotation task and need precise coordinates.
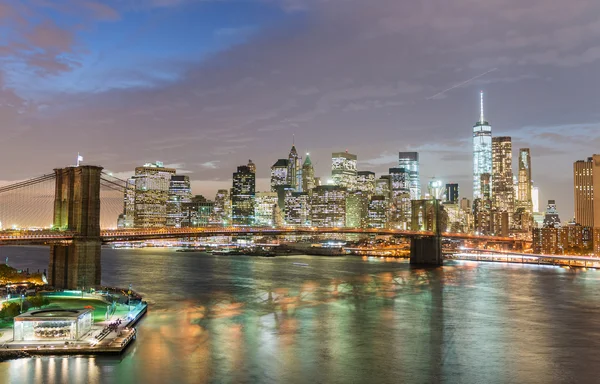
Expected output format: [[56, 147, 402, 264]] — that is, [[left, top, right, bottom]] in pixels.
[[0, 165, 518, 290]]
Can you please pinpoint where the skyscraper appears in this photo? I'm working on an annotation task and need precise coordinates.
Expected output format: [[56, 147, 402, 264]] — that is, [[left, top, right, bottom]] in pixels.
[[492, 136, 514, 223], [573, 156, 598, 227], [270, 159, 289, 192], [356, 171, 376, 197], [254, 192, 278, 226], [543, 200, 561, 228], [287, 145, 302, 192], [398, 152, 420, 200], [473, 91, 492, 199], [284, 192, 310, 227], [213, 189, 231, 226], [428, 178, 444, 200], [302, 154, 315, 193], [389, 168, 411, 228], [310, 185, 346, 227], [331, 151, 357, 191], [132, 162, 176, 228], [517, 148, 532, 209], [166, 175, 192, 228], [231, 165, 255, 226], [445, 183, 459, 204]]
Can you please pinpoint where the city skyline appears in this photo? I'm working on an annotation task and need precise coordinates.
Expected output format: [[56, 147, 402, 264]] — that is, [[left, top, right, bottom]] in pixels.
[[3, 0, 600, 219]]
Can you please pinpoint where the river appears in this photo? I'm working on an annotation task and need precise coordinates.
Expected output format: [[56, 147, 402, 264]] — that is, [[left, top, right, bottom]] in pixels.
[[0, 246, 599, 383]]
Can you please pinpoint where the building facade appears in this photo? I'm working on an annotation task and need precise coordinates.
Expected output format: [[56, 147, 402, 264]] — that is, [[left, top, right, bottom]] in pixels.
[[231, 164, 256, 226], [166, 175, 192, 227], [310, 185, 346, 227], [132, 162, 176, 228], [398, 152, 420, 200], [255, 192, 278, 227], [302, 154, 315, 193], [270, 159, 289, 192], [331, 151, 357, 191], [473, 91, 492, 200], [492, 136, 514, 229]]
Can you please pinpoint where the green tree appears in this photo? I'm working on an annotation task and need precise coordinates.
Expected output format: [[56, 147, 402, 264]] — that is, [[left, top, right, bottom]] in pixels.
[[0, 302, 21, 319], [27, 294, 48, 309]]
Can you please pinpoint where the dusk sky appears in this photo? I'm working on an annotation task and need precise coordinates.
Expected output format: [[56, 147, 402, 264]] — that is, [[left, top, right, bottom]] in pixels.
[[2, 0, 600, 218]]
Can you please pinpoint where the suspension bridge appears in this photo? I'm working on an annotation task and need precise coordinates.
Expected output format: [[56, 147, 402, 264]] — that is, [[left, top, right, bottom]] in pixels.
[[0, 165, 519, 290]]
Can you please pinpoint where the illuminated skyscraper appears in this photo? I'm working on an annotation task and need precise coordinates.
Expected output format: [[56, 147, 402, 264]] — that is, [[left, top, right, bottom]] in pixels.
[[284, 192, 310, 227], [310, 185, 346, 227], [428, 178, 444, 200], [270, 159, 289, 192], [331, 151, 357, 191], [356, 171, 376, 197], [492, 136, 514, 224], [517, 148, 532, 208], [473, 91, 492, 199], [532, 186, 539, 213], [255, 192, 278, 227], [389, 168, 411, 228], [287, 145, 302, 192], [398, 152, 420, 200], [213, 189, 231, 225], [167, 175, 192, 228], [573, 155, 600, 254], [231, 165, 255, 226], [445, 183, 459, 204], [132, 162, 176, 228], [367, 196, 388, 228], [302, 154, 315, 193]]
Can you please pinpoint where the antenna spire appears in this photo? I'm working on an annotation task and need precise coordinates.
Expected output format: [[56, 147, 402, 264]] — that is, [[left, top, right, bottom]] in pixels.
[[480, 91, 484, 123], [292, 133, 295, 146]]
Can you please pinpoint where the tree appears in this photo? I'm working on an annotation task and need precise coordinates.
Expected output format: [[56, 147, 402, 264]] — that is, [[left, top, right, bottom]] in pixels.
[[27, 294, 48, 309], [0, 302, 20, 319]]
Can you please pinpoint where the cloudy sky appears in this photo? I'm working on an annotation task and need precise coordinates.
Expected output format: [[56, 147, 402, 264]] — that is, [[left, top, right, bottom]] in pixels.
[[2, 0, 600, 218]]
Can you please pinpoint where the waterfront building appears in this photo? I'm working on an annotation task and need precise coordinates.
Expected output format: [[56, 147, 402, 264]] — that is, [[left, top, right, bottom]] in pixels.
[[310, 185, 346, 227], [166, 175, 192, 228], [573, 155, 600, 254], [532, 224, 592, 255], [231, 164, 255, 226], [473, 91, 492, 200], [213, 189, 231, 226], [302, 154, 315, 193], [270, 159, 289, 192], [356, 171, 376, 197], [389, 168, 411, 228], [132, 162, 176, 228], [445, 183, 459, 204], [14, 309, 93, 341], [287, 145, 303, 192], [255, 192, 278, 226], [331, 151, 357, 191], [399, 152, 420, 199], [368, 195, 388, 228], [492, 136, 514, 230], [284, 192, 310, 227]]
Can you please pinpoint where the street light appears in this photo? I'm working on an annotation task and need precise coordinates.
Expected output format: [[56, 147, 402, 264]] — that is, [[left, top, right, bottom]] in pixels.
[[20, 294, 24, 313]]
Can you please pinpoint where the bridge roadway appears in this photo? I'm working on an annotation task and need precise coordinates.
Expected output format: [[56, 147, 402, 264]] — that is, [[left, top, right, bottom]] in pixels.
[[0, 227, 515, 245]]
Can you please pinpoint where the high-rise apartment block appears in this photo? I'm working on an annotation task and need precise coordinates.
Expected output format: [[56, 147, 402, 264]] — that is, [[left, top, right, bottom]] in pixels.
[[573, 155, 600, 254], [473, 92, 492, 200]]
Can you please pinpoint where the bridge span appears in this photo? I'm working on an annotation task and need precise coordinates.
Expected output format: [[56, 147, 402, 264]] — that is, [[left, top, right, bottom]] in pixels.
[[0, 227, 516, 244]]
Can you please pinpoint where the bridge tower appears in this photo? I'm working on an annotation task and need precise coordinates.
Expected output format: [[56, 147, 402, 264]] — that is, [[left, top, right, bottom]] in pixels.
[[409, 199, 443, 265], [49, 166, 103, 290]]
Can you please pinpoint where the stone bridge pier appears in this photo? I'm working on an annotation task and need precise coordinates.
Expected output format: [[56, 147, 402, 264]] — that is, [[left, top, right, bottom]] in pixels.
[[410, 199, 443, 266], [49, 166, 103, 290]]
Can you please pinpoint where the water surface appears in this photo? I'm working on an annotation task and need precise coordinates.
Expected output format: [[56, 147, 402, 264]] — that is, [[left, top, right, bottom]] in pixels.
[[0, 247, 599, 383]]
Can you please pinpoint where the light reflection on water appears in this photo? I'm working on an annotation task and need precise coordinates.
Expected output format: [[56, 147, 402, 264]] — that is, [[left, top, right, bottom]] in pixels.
[[1, 247, 600, 383]]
